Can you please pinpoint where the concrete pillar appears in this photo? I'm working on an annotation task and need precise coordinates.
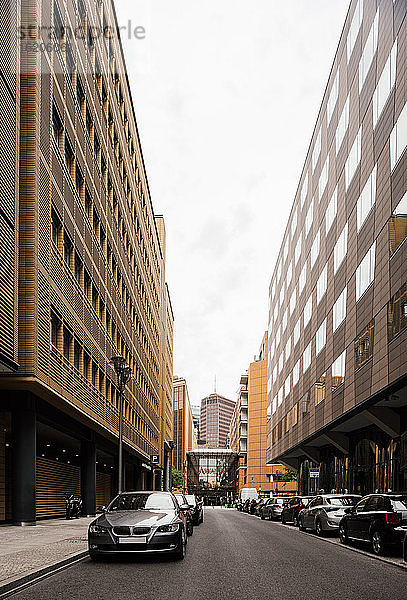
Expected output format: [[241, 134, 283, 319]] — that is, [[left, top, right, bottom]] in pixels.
[[134, 461, 142, 490], [81, 440, 96, 516], [12, 395, 36, 525]]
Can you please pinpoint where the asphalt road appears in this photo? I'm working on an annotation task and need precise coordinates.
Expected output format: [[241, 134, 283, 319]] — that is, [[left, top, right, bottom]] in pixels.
[[10, 509, 407, 600]]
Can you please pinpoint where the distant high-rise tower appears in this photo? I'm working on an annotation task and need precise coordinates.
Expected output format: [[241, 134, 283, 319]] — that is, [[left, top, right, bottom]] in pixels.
[[200, 393, 235, 448]]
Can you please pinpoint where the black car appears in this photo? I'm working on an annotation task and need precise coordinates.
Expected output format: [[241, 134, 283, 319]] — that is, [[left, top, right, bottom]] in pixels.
[[88, 491, 188, 560], [281, 496, 312, 526], [185, 494, 204, 525], [339, 493, 407, 555], [174, 494, 194, 535]]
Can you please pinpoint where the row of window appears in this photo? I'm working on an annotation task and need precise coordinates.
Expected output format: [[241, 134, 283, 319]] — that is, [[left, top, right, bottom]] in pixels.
[[269, 281, 407, 421], [52, 98, 160, 343], [50, 309, 159, 448], [51, 207, 159, 378], [52, 0, 161, 311], [269, 8, 403, 335]]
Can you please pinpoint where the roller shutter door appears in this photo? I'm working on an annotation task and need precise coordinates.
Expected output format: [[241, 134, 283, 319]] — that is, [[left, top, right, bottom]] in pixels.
[[96, 472, 112, 509], [36, 457, 80, 519]]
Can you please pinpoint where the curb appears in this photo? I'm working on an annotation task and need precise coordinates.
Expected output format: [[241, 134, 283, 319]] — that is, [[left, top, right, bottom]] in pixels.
[[0, 551, 89, 599]]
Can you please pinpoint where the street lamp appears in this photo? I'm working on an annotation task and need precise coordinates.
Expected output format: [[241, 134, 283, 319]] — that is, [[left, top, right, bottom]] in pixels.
[[168, 440, 176, 491], [109, 355, 132, 494]]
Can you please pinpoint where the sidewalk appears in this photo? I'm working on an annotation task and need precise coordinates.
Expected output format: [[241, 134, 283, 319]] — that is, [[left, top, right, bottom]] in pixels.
[[0, 517, 94, 594]]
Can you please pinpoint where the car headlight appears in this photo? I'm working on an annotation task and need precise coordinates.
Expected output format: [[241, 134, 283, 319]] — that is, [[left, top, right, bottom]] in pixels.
[[157, 523, 179, 533], [89, 524, 109, 534]]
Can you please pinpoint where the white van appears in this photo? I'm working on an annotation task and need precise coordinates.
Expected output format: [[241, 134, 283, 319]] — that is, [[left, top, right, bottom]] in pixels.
[[239, 488, 258, 502]]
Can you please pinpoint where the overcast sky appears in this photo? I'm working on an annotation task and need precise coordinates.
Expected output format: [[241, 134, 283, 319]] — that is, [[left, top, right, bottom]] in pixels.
[[114, 0, 350, 407]]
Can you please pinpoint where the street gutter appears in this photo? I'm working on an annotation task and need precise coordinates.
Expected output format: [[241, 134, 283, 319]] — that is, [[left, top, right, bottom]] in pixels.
[[0, 551, 89, 599]]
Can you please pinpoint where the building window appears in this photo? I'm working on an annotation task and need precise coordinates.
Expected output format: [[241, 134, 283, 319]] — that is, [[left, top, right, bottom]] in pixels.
[[282, 308, 288, 332], [293, 318, 300, 347], [373, 39, 397, 129], [356, 242, 376, 301], [76, 75, 85, 118], [303, 294, 312, 329], [66, 38, 75, 82], [389, 194, 407, 255], [357, 165, 377, 231], [74, 341, 81, 371], [63, 234, 73, 268], [74, 253, 82, 284], [283, 237, 289, 262], [84, 352, 90, 379], [333, 287, 347, 332], [345, 127, 362, 190], [310, 230, 320, 270], [302, 389, 311, 415], [318, 155, 329, 200], [314, 373, 326, 406], [336, 96, 349, 155], [272, 395, 277, 414], [275, 326, 280, 348], [63, 327, 72, 361], [293, 359, 300, 387], [390, 102, 407, 171], [84, 270, 91, 298], [301, 173, 308, 208], [279, 353, 284, 374], [326, 188, 337, 234], [51, 208, 62, 247], [358, 9, 379, 91], [299, 262, 307, 295], [347, 0, 363, 62], [279, 286, 284, 308], [50, 311, 61, 349], [355, 320, 374, 370], [305, 199, 313, 237], [316, 319, 326, 356], [76, 166, 84, 200], [52, 104, 63, 150], [278, 387, 283, 407], [303, 341, 312, 373], [290, 288, 297, 315], [285, 375, 291, 398], [332, 349, 346, 391], [291, 208, 298, 238], [327, 71, 339, 124], [65, 137, 74, 178], [316, 265, 327, 305], [295, 235, 302, 265], [312, 128, 321, 172], [388, 282, 407, 342], [334, 223, 348, 274], [286, 262, 292, 288], [285, 337, 291, 361]]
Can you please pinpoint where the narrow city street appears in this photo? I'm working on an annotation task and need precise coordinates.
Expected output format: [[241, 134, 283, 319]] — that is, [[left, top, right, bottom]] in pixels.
[[10, 509, 406, 600]]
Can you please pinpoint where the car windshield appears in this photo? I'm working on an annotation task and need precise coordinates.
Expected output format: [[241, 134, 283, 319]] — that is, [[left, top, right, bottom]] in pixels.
[[275, 499, 285, 505], [302, 498, 312, 506], [326, 497, 358, 506], [185, 495, 196, 505], [174, 495, 185, 505], [108, 493, 175, 511], [390, 497, 407, 511]]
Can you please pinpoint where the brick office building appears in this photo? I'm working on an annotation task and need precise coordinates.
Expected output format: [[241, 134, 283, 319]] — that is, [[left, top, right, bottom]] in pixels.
[[267, 0, 407, 495], [0, 0, 173, 524]]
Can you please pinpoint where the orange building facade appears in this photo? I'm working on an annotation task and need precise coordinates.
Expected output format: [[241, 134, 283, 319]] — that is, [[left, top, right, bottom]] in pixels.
[[232, 333, 297, 496]]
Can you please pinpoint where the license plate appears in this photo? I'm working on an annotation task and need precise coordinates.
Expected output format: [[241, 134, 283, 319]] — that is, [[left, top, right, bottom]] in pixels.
[[117, 537, 146, 544]]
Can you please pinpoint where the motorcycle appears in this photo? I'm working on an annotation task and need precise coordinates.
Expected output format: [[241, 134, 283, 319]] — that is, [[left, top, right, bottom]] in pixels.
[[65, 495, 82, 519]]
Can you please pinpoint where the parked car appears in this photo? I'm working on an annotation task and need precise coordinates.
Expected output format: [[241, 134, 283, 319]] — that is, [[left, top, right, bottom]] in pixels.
[[249, 498, 258, 515], [281, 496, 313, 526], [88, 491, 188, 560], [185, 494, 204, 525], [255, 499, 268, 517], [242, 499, 251, 513], [174, 494, 194, 535], [339, 493, 407, 555], [260, 497, 287, 520], [298, 494, 361, 535]]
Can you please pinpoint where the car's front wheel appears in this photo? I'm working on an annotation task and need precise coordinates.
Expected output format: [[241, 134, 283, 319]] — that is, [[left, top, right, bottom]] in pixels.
[[339, 523, 348, 545], [293, 514, 299, 527], [315, 518, 324, 536], [371, 529, 386, 556], [187, 521, 193, 536], [173, 531, 187, 560]]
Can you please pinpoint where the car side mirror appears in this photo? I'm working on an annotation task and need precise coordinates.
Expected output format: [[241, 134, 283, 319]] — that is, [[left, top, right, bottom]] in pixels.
[[283, 502, 289, 507], [97, 505, 106, 513], [344, 506, 354, 514], [180, 504, 190, 512]]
